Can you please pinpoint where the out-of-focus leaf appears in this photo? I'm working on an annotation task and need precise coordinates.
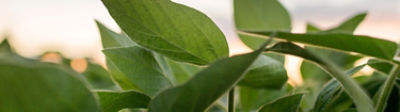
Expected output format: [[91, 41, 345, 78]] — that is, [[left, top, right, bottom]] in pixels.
[[0, 38, 13, 55], [103, 46, 172, 97], [238, 55, 287, 89], [0, 56, 100, 112], [367, 59, 393, 74], [234, 0, 291, 32], [118, 108, 147, 112], [238, 86, 287, 112], [102, 0, 229, 65], [148, 40, 272, 112], [234, 0, 290, 50], [258, 94, 303, 112], [325, 13, 367, 33], [96, 91, 151, 112], [313, 64, 366, 112], [306, 23, 321, 33], [83, 60, 117, 90], [268, 42, 374, 112], [241, 31, 397, 60]]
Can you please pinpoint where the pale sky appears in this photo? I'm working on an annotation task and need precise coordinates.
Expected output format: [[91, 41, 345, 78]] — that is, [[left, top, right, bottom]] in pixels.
[[0, 0, 399, 61]]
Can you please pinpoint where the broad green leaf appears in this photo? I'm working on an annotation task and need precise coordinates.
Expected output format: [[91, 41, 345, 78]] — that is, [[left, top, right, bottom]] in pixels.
[[268, 42, 375, 112], [98, 22, 173, 95], [148, 40, 272, 112], [103, 46, 172, 97], [101, 0, 229, 65], [0, 56, 100, 112], [97, 91, 151, 112], [238, 86, 287, 112], [238, 55, 287, 89], [258, 94, 303, 112], [97, 21, 135, 48], [82, 60, 117, 90], [234, 0, 291, 32], [306, 23, 321, 33], [242, 31, 397, 60], [234, 0, 291, 50], [313, 65, 366, 112]]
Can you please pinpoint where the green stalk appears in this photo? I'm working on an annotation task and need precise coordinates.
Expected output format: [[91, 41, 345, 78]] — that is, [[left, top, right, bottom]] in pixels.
[[376, 64, 400, 112], [228, 88, 235, 112]]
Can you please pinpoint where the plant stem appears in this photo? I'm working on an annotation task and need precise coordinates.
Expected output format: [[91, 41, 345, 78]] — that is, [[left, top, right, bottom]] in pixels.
[[376, 64, 400, 112], [228, 88, 235, 112]]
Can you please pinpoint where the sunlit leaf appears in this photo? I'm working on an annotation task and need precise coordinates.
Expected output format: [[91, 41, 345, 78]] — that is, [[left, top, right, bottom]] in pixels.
[[102, 0, 229, 65]]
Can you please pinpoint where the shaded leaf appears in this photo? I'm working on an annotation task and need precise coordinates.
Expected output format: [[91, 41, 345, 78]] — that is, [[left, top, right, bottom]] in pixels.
[[82, 60, 117, 90], [103, 46, 172, 97], [0, 56, 100, 112], [102, 0, 229, 65], [258, 94, 303, 112], [238, 86, 287, 112], [97, 91, 151, 112], [268, 42, 374, 112], [313, 64, 366, 112], [367, 59, 393, 74], [148, 40, 272, 112], [238, 55, 287, 89]]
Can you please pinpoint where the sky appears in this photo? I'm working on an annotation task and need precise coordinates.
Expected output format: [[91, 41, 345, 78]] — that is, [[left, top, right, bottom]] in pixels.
[[0, 0, 399, 58], [1, 0, 399, 84]]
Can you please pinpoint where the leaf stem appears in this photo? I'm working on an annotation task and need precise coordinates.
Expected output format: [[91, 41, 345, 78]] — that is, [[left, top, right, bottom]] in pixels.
[[228, 88, 235, 112], [376, 64, 400, 112]]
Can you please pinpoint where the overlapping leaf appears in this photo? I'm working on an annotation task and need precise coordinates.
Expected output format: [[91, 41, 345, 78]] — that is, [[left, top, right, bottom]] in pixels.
[[101, 0, 229, 65], [96, 91, 151, 112], [258, 94, 303, 112], [148, 40, 272, 112], [267, 42, 375, 112], [0, 56, 100, 112]]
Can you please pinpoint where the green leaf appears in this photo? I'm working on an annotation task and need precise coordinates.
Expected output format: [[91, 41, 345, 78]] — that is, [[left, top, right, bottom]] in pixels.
[[165, 58, 203, 85], [238, 55, 288, 89], [268, 42, 375, 112], [103, 46, 173, 97], [238, 86, 287, 112], [234, 0, 291, 32], [82, 60, 117, 90], [325, 12, 367, 33], [313, 64, 366, 112], [148, 40, 272, 112], [258, 94, 303, 112], [234, 0, 291, 50], [101, 0, 229, 65], [367, 59, 394, 74], [0, 38, 13, 54], [96, 21, 136, 48], [0, 56, 100, 112], [96, 91, 151, 112], [242, 31, 397, 60]]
